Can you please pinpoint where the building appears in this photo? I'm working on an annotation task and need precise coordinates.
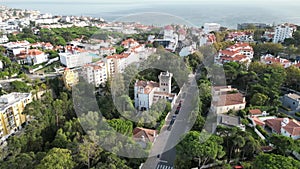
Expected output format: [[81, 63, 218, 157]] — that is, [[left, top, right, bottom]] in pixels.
[[15, 49, 48, 65], [273, 23, 297, 43], [0, 35, 8, 44], [203, 23, 221, 33], [121, 38, 139, 49], [265, 118, 300, 140], [237, 23, 270, 30], [133, 127, 157, 148], [134, 72, 177, 111], [82, 61, 108, 87], [249, 109, 268, 117], [199, 33, 216, 47], [217, 114, 245, 131], [282, 93, 300, 111], [62, 68, 79, 89], [99, 47, 116, 56], [0, 93, 32, 139], [215, 42, 254, 65], [59, 49, 93, 68], [260, 54, 292, 68], [211, 86, 246, 114], [225, 31, 254, 42]]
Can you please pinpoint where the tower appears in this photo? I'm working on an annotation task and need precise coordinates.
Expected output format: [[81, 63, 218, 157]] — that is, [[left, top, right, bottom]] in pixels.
[[159, 71, 173, 93]]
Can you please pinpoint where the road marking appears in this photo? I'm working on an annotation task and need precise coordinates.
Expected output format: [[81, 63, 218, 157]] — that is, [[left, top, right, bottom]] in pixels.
[[160, 160, 168, 163]]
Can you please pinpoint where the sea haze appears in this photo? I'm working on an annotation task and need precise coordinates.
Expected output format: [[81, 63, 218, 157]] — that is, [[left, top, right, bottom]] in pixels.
[[2, 0, 300, 28]]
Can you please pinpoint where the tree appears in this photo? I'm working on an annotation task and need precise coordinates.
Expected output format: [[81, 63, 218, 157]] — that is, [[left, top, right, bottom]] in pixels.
[[36, 148, 75, 169], [51, 128, 71, 148], [107, 119, 133, 136], [250, 93, 269, 106], [77, 136, 103, 169], [269, 134, 295, 156], [176, 131, 225, 169], [286, 65, 300, 91], [253, 153, 300, 169]]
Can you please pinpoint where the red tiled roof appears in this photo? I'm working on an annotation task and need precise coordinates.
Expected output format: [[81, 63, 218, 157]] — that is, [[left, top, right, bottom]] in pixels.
[[213, 93, 245, 106], [249, 109, 262, 115], [252, 116, 265, 126], [265, 118, 300, 136], [135, 81, 159, 94], [133, 127, 157, 143], [106, 53, 130, 59], [220, 54, 248, 62], [164, 25, 173, 31]]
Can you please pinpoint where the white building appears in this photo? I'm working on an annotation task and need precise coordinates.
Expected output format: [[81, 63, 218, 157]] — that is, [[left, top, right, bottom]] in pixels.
[[25, 49, 48, 65], [134, 72, 176, 111], [99, 47, 116, 56], [59, 50, 93, 68], [204, 23, 221, 33], [82, 61, 108, 87], [265, 118, 300, 140], [260, 54, 292, 68], [273, 23, 297, 43], [211, 86, 246, 114], [215, 42, 254, 65], [0, 35, 9, 44]]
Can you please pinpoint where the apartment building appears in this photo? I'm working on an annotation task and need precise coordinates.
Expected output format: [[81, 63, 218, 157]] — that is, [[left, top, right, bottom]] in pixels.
[[82, 61, 108, 87], [0, 93, 32, 139]]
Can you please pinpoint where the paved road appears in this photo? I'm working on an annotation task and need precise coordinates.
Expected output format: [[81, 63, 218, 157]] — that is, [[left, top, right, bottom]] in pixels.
[[142, 74, 199, 169]]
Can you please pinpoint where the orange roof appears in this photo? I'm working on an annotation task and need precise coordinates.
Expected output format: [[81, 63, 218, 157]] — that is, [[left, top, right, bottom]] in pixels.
[[252, 116, 265, 126], [133, 127, 157, 143], [249, 109, 262, 115], [220, 50, 239, 57], [220, 54, 248, 62], [135, 81, 159, 94], [164, 25, 173, 31], [265, 118, 300, 136], [213, 93, 245, 106], [106, 53, 130, 59]]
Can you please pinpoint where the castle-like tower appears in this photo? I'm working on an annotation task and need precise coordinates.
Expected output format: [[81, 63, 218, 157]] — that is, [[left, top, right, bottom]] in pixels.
[[158, 71, 173, 93]]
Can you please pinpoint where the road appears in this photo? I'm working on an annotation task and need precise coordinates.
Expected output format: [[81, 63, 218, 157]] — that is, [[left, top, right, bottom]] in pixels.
[[142, 74, 199, 169]]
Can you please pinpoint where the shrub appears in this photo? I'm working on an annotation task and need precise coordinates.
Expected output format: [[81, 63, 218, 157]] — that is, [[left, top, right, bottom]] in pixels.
[[295, 112, 300, 117]]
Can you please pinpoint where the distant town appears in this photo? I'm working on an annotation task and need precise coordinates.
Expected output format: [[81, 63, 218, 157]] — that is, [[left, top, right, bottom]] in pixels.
[[1, 5, 300, 169]]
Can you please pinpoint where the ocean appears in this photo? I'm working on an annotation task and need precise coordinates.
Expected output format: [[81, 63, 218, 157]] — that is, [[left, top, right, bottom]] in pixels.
[[2, 1, 300, 29]]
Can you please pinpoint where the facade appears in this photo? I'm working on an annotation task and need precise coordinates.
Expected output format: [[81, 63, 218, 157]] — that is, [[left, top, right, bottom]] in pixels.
[[215, 42, 254, 65], [134, 72, 176, 111], [82, 61, 108, 87], [59, 51, 93, 68], [282, 93, 300, 111], [273, 23, 297, 43], [211, 86, 246, 114], [204, 23, 221, 33], [0, 93, 32, 139], [265, 118, 300, 140], [62, 68, 79, 89]]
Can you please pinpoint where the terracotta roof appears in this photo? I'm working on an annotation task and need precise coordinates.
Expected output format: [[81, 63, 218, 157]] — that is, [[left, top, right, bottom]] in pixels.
[[252, 116, 265, 126], [220, 54, 248, 62], [135, 81, 159, 94], [265, 118, 300, 136], [106, 53, 130, 59], [213, 93, 245, 106], [164, 25, 173, 31], [249, 109, 262, 115], [133, 127, 157, 143]]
